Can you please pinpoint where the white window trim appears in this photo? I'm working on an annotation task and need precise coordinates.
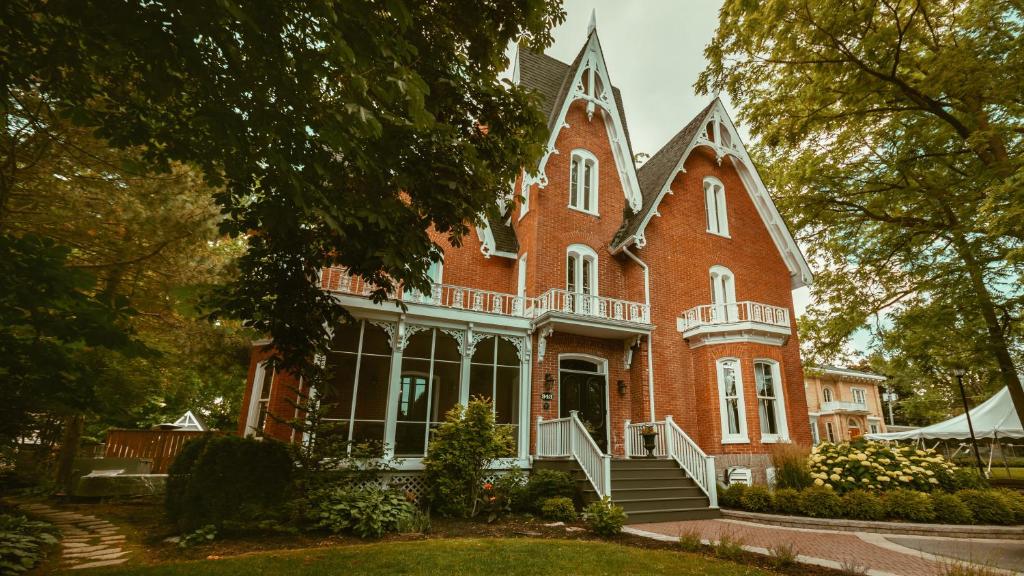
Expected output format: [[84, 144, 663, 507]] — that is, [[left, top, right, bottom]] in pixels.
[[519, 171, 530, 219], [754, 359, 789, 443], [568, 149, 599, 216], [566, 244, 599, 297], [809, 415, 820, 445], [245, 361, 274, 437], [825, 421, 836, 443], [703, 176, 729, 238], [822, 386, 834, 403], [851, 387, 867, 405], [717, 357, 749, 444], [709, 264, 737, 321]]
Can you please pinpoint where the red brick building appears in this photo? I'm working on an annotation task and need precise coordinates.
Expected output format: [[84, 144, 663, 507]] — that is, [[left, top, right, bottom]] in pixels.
[[238, 26, 814, 517]]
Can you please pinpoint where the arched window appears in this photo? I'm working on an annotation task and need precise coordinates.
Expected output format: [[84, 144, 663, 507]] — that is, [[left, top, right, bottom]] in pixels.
[[704, 176, 728, 236], [848, 417, 862, 438], [822, 387, 834, 403], [717, 358, 748, 443], [709, 265, 737, 322], [567, 244, 598, 296], [754, 360, 788, 442], [569, 149, 598, 214]]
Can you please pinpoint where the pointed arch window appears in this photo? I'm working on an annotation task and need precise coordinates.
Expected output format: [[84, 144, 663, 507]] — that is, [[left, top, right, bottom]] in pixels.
[[704, 176, 728, 237], [709, 265, 737, 322], [569, 149, 598, 215]]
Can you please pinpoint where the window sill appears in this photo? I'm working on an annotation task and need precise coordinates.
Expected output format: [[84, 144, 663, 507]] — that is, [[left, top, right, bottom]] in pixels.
[[721, 436, 750, 445], [706, 229, 731, 239], [760, 435, 790, 444], [568, 205, 600, 218]]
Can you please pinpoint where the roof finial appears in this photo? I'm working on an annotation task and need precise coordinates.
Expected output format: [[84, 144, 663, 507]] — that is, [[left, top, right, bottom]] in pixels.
[[587, 9, 597, 35]]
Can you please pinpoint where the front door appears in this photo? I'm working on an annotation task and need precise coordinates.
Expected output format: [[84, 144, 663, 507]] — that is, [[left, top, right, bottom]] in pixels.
[[559, 358, 607, 452]]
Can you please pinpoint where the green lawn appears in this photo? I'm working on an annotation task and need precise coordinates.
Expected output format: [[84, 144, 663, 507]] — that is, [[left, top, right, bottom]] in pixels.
[[79, 538, 776, 576], [988, 467, 1024, 479]]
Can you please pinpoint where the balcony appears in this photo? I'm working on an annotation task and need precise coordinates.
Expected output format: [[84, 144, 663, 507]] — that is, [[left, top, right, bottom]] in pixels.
[[676, 301, 791, 348], [320, 268, 650, 337], [820, 401, 869, 414]]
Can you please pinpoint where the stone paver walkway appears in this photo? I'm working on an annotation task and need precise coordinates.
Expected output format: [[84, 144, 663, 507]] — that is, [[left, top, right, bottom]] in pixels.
[[18, 502, 132, 571], [628, 518, 1018, 576]]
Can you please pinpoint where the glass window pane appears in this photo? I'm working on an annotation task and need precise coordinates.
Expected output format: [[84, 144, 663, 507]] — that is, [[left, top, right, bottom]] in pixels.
[[560, 358, 599, 372], [727, 399, 740, 434], [472, 336, 495, 364], [570, 160, 579, 207], [567, 255, 576, 291], [583, 163, 592, 210], [397, 361, 430, 421], [353, 354, 391, 420], [582, 259, 592, 294], [349, 422, 385, 456], [403, 330, 433, 360], [495, 366, 520, 425], [431, 361, 461, 424], [259, 365, 274, 400], [496, 337, 520, 366], [724, 365, 737, 397], [360, 322, 392, 355], [469, 364, 494, 403], [394, 422, 426, 456], [330, 321, 362, 353], [433, 331, 461, 362], [323, 353, 356, 419]]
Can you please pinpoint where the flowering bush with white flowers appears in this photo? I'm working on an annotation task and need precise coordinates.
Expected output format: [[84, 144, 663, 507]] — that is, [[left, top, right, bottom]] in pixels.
[[808, 440, 957, 494]]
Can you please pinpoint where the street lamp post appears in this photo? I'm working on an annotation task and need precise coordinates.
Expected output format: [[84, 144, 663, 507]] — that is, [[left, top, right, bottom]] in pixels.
[[954, 368, 986, 478]]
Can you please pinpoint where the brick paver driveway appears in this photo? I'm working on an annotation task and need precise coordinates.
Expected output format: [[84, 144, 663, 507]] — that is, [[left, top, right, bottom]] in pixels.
[[628, 518, 1017, 576]]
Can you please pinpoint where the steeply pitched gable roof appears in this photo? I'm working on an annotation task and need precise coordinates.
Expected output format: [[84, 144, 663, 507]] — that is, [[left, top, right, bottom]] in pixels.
[[613, 100, 717, 246], [487, 211, 519, 254]]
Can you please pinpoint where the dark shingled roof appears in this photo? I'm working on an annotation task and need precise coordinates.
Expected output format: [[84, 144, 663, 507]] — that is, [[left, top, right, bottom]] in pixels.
[[487, 210, 519, 254], [612, 99, 719, 247], [518, 35, 633, 158]]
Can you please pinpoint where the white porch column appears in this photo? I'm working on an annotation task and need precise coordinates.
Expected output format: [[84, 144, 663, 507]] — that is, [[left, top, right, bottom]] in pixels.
[[382, 317, 405, 459]]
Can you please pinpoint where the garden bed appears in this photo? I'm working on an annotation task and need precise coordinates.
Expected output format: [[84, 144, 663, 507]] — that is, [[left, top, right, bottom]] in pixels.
[[721, 509, 1024, 539]]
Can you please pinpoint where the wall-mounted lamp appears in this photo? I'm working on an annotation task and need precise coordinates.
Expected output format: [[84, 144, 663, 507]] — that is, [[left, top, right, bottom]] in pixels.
[[544, 373, 554, 391], [617, 380, 627, 396]]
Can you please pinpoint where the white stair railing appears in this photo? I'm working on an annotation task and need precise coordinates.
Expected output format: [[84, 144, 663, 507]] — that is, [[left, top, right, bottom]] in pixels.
[[664, 415, 718, 508], [569, 411, 611, 498], [536, 416, 572, 457], [623, 420, 668, 457]]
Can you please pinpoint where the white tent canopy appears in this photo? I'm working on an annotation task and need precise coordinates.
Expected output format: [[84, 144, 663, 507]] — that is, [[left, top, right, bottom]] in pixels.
[[866, 386, 1023, 441]]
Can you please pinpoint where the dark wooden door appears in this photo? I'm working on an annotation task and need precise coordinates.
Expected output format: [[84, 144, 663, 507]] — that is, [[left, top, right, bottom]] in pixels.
[[559, 371, 607, 452]]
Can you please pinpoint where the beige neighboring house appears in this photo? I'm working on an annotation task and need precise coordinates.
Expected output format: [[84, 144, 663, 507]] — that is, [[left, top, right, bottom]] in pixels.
[[805, 366, 887, 445]]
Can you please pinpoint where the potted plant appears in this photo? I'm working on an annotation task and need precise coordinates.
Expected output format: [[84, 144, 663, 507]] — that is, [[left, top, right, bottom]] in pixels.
[[639, 424, 658, 458]]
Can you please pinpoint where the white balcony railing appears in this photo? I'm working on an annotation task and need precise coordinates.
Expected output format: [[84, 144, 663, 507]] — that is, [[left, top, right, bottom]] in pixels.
[[322, 267, 650, 326], [821, 400, 869, 413], [678, 301, 790, 332], [533, 288, 650, 324]]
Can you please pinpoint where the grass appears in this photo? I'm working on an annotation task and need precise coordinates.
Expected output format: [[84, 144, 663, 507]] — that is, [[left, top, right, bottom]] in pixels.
[[77, 538, 780, 576], [987, 467, 1023, 479]]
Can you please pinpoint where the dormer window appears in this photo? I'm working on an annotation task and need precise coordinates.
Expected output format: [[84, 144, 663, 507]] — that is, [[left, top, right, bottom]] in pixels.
[[569, 149, 598, 215], [704, 176, 728, 237]]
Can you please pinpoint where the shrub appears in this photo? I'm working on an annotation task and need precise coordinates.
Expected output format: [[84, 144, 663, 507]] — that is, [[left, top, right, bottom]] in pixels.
[[423, 399, 513, 518], [178, 524, 217, 549], [165, 434, 213, 522], [798, 487, 843, 518], [583, 497, 627, 536], [492, 467, 529, 513], [717, 483, 748, 509], [932, 493, 974, 525], [768, 542, 799, 568], [714, 531, 746, 560], [739, 485, 773, 513], [995, 488, 1024, 523], [948, 467, 988, 491], [311, 484, 416, 538], [808, 441, 956, 494], [770, 443, 812, 490], [0, 515, 59, 575], [168, 435, 294, 531], [772, 488, 802, 515], [540, 497, 577, 522], [883, 489, 934, 522], [840, 490, 885, 520], [956, 490, 1014, 525], [524, 469, 576, 512]]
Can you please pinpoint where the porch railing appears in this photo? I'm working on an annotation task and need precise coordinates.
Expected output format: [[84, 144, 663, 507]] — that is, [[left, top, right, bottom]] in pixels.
[[533, 288, 650, 324], [536, 412, 611, 498], [406, 283, 530, 317], [623, 416, 717, 508], [678, 301, 789, 332]]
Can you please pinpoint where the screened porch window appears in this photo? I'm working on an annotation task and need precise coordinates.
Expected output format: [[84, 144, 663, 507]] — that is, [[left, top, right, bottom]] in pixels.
[[468, 336, 521, 455], [395, 329, 462, 457], [322, 320, 393, 451]]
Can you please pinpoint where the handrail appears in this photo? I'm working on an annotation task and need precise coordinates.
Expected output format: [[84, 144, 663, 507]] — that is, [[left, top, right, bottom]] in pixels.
[[569, 411, 611, 498], [624, 420, 668, 458], [678, 301, 789, 332], [664, 415, 717, 508]]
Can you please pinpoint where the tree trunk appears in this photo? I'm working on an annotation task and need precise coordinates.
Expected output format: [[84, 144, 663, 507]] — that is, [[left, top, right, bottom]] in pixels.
[[55, 413, 84, 496], [953, 238, 1024, 425]]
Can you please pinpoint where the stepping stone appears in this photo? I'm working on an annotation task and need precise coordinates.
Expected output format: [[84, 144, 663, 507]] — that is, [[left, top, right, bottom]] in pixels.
[[63, 543, 92, 548], [69, 559, 129, 570], [63, 545, 116, 556], [100, 536, 125, 543], [84, 550, 130, 561]]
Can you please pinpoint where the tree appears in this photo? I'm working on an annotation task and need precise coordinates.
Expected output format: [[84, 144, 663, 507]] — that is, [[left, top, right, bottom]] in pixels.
[[3, 1, 564, 376], [700, 0, 1024, 421]]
